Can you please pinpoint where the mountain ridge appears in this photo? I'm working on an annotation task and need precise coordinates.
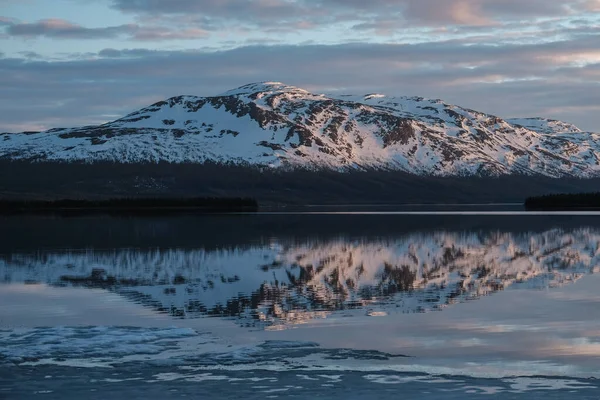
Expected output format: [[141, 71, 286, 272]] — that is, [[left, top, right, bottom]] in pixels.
[[2, 81, 599, 178]]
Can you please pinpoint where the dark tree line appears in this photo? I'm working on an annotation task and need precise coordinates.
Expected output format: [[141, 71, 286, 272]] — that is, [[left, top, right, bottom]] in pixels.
[[2, 160, 600, 204], [0, 196, 258, 214], [525, 192, 600, 210]]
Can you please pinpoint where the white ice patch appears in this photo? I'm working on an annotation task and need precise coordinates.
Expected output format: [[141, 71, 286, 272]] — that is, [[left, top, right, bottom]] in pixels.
[[364, 375, 597, 394], [151, 372, 230, 382], [454, 386, 504, 395], [179, 353, 594, 380], [150, 371, 279, 384], [0, 326, 201, 365], [504, 377, 598, 392], [364, 374, 463, 385]]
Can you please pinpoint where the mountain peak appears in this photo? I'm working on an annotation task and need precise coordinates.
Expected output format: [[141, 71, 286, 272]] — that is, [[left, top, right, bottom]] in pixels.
[[219, 81, 310, 97], [364, 93, 387, 100]]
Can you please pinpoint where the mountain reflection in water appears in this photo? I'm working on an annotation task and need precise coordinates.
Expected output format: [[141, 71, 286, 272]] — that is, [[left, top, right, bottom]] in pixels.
[[2, 224, 599, 330]]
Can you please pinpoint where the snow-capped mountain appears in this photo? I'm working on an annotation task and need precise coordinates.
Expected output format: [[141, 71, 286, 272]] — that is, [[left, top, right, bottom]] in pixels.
[[2, 82, 599, 177], [2, 228, 597, 328]]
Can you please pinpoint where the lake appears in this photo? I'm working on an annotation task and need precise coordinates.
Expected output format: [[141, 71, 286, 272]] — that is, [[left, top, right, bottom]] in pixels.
[[1, 212, 600, 399]]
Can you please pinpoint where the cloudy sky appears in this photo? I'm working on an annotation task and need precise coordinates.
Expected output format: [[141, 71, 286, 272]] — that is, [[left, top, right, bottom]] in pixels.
[[1, 0, 599, 132]]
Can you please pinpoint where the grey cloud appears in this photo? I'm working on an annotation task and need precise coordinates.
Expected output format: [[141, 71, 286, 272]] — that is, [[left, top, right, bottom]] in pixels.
[[1, 34, 599, 132], [18, 51, 43, 59], [2, 18, 208, 40], [400, 0, 567, 25], [6, 19, 135, 39], [132, 27, 208, 40], [581, 0, 600, 11], [112, 0, 305, 20], [401, 0, 493, 26], [480, 0, 570, 17], [110, 0, 595, 28], [0, 15, 21, 41], [97, 48, 163, 58], [0, 16, 18, 26], [97, 48, 125, 58]]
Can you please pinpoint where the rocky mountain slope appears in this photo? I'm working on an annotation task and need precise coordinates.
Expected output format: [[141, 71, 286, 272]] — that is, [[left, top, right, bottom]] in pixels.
[[2, 228, 597, 328], [1, 82, 599, 178]]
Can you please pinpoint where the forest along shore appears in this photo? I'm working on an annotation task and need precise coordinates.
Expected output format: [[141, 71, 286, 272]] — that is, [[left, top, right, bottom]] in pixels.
[[0, 197, 259, 215], [525, 192, 600, 210]]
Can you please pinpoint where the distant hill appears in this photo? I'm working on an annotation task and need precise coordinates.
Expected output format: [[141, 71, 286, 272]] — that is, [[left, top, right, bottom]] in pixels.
[[2, 82, 600, 203]]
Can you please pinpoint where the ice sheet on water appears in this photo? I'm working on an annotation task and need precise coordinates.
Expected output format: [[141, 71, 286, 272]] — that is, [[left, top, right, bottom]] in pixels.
[[2, 325, 598, 392], [143, 369, 597, 396], [505, 377, 598, 392], [1, 325, 392, 370], [0, 326, 200, 364]]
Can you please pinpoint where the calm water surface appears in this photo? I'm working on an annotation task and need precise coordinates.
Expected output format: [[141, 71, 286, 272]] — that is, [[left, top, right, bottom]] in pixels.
[[1, 213, 600, 399]]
